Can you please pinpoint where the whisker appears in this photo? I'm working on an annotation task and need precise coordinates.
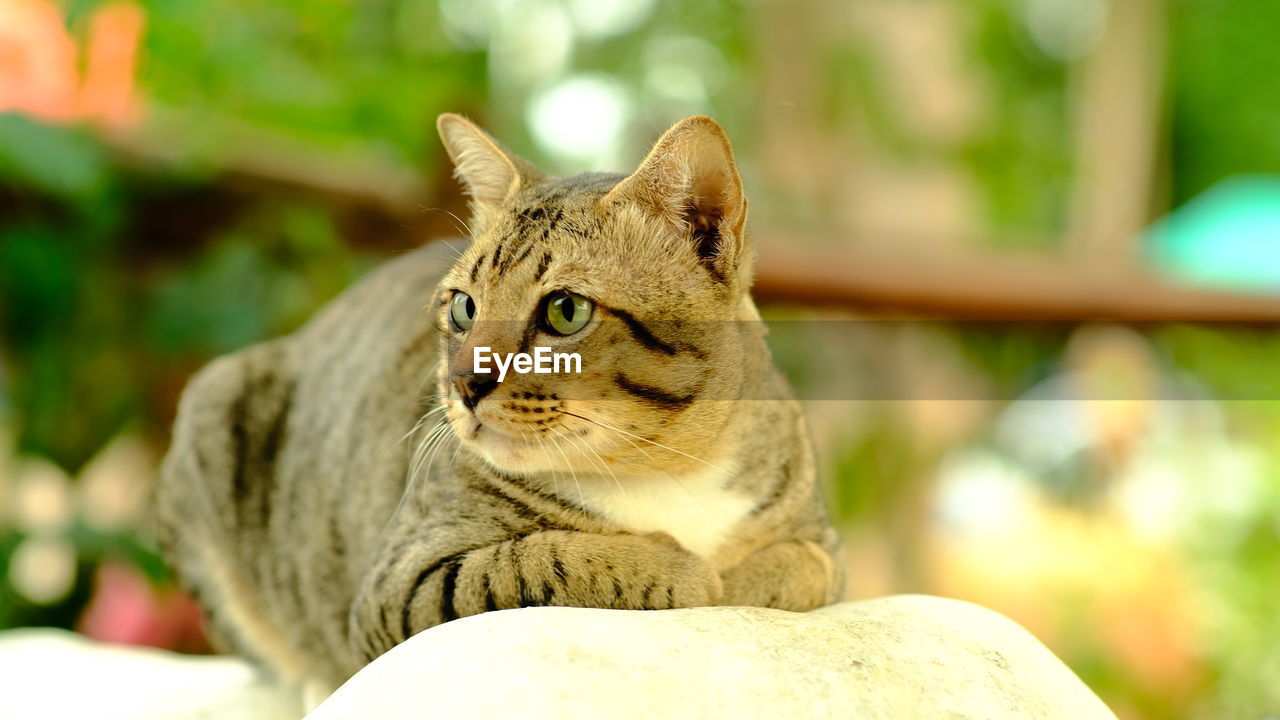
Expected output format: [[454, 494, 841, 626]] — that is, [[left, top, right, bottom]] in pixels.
[[420, 424, 457, 483], [532, 433, 565, 502], [435, 237, 465, 259], [415, 360, 443, 396], [380, 420, 452, 536], [372, 396, 445, 463], [563, 430, 628, 502], [559, 404, 653, 463], [557, 418, 705, 507], [408, 423, 449, 489], [418, 207, 474, 240], [559, 409, 732, 478], [411, 420, 453, 486], [448, 432, 464, 467], [545, 428, 586, 506], [399, 403, 447, 446], [600, 424, 655, 463]]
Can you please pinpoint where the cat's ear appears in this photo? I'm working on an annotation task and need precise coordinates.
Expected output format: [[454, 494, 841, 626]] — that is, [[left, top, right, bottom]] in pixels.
[[437, 114, 544, 209], [605, 115, 750, 285]]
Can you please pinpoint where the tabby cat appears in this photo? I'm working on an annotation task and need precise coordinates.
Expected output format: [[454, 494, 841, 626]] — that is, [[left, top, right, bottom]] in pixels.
[[154, 114, 844, 693]]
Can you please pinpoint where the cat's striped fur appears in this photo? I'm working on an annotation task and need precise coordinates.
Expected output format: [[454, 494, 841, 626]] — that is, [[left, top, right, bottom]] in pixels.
[[154, 115, 844, 691]]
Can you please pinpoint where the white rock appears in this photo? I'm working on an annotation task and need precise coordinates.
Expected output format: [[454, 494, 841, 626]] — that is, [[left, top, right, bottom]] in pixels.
[[0, 628, 302, 720], [309, 595, 1117, 720], [0, 596, 1114, 719]]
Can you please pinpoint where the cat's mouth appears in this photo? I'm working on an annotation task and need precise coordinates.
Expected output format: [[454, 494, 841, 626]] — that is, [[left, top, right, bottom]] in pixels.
[[467, 414, 589, 444], [449, 401, 601, 473], [450, 387, 579, 439], [465, 421, 566, 473]]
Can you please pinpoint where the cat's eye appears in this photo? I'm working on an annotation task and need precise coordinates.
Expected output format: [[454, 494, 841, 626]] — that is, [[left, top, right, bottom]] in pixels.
[[450, 292, 476, 331], [544, 291, 593, 335]]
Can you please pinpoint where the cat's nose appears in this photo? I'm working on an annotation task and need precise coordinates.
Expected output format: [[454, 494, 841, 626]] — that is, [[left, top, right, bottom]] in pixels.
[[452, 369, 498, 411]]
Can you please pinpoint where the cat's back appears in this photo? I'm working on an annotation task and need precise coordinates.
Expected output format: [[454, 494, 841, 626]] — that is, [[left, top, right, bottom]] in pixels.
[[281, 240, 458, 553], [155, 242, 457, 684]]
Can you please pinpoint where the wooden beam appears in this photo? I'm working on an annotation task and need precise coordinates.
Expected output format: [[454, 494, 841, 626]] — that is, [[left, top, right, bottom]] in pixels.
[[1065, 0, 1165, 268], [91, 107, 1280, 323], [751, 244, 1280, 323], [101, 105, 430, 216]]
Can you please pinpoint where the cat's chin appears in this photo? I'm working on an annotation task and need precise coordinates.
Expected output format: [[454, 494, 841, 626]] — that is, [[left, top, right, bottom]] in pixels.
[[464, 423, 554, 472], [462, 422, 599, 477]]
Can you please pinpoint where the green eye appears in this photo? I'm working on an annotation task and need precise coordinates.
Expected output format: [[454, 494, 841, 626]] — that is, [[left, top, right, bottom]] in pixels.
[[450, 292, 476, 331], [545, 292, 593, 335]]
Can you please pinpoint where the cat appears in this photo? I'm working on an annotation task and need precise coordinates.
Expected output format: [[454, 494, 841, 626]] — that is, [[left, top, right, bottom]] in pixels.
[[153, 113, 845, 692]]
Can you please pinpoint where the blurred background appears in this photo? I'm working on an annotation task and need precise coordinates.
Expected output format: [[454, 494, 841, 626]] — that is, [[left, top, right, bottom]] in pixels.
[[1, 0, 1279, 718]]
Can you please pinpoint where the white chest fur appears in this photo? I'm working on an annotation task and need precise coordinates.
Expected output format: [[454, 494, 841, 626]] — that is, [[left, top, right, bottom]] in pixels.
[[575, 465, 755, 558]]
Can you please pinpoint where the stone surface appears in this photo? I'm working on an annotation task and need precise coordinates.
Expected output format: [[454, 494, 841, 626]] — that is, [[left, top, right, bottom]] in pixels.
[[0, 596, 1117, 719], [0, 628, 302, 720], [309, 595, 1117, 720]]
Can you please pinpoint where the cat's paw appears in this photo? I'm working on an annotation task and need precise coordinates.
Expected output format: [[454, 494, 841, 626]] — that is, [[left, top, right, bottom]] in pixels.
[[643, 532, 723, 608]]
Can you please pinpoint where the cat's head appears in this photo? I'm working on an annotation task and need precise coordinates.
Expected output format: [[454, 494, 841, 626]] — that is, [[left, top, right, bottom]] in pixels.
[[433, 113, 761, 480]]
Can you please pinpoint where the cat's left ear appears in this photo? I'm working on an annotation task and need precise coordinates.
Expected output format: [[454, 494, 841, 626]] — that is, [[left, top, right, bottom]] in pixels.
[[604, 116, 750, 287], [437, 114, 545, 211]]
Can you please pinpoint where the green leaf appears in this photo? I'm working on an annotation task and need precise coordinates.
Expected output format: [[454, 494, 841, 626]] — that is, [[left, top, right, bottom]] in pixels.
[[0, 115, 107, 200]]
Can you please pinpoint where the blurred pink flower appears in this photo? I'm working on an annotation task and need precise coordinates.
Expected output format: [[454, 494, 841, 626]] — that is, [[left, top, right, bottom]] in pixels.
[[78, 561, 212, 654]]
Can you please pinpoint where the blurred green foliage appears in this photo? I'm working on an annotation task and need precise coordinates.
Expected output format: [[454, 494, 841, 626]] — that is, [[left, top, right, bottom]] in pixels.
[[962, 1, 1074, 243], [0, 113, 375, 468], [1168, 0, 1280, 204], [141, 0, 486, 161]]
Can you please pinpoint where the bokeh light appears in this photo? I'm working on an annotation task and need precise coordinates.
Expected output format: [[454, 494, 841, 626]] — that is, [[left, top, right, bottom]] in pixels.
[[527, 72, 633, 169]]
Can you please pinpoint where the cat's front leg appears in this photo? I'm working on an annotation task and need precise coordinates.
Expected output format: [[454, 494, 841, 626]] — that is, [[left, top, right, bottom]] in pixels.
[[718, 539, 842, 611], [480, 529, 723, 612], [349, 529, 721, 665]]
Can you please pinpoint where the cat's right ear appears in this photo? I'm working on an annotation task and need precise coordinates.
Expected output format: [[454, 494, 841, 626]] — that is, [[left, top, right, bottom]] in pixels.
[[603, 116, 750, 289], [437, 114, 544, 210]]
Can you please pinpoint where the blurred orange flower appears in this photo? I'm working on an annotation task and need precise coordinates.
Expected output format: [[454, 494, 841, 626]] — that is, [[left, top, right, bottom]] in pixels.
[[0, 0, 145, 128]]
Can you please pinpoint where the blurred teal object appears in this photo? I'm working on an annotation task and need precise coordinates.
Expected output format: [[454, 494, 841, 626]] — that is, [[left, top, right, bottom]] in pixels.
[[1147, 176, 1280, 293]]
